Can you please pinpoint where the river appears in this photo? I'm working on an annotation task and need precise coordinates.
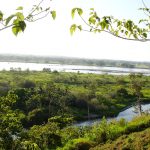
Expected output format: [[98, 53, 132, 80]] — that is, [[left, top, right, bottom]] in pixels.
[[0, 62, 150, 75], [75, 104, 150, 126]]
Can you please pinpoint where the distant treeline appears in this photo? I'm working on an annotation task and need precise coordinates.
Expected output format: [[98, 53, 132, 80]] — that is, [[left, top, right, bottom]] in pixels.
[[0, 54, 150, 69]]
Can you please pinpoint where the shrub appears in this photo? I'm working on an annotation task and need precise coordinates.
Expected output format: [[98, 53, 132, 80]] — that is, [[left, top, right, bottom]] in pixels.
[[58, 138, 95, 150], [20, 80, 36, 88]]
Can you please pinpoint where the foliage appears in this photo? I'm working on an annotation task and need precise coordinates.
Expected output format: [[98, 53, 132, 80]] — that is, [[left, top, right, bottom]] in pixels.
[[27, 122, 61, 149], [129, 73, 146, 115], [59, 114, 150, 150], [0, 71, 149, 122], [0, 71, 150, 149], [71, 4, 150, 41], [0, 91, 25, 149], [0, 0, 56, 36], [48, 116, 74, 129], [91, 128, 150, 150], [0, 0, 150, 42], [58, 138, 95, 150]]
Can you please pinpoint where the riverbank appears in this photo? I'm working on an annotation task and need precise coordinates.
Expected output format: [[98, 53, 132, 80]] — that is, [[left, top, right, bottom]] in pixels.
[[62, 115, 150, 150], [1, 62, 150, 75], [74, 103, 150, 126]]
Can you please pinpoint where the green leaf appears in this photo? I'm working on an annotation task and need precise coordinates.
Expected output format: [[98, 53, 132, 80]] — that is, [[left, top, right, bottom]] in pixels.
[[77, 8, 83, 16], [115, 30, 119, 36], [0, 11, 3, 21], [89, 16, 96, 25], [125, 31, 128, 36], [100, 21, 106, 30], [121, 30, 124, 33], [6, 15, 15, 25], [78, 25, 82, 31], [133, 34, 138, 39], [12, 26, 21, 36], [125, 20, 133, 32], [12, 19, 26, 36], [70, 24, 77, 35], [142, 33, 147, 38], [16, 12, 24, 21], [105, 24, 109, 30], [51, 11, 56, 20], [16, 6, 23, 10], [117, 21, 121, 27], [19, 21, 26, 32], [13, 19, 19, 25], [71, 8, 83, 19], [93, 29, 101, 33], [71, 8, 76, 19]]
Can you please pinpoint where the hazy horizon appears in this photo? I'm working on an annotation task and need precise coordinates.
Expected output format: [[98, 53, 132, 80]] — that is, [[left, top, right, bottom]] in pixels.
[[1, 53, 150, 63]]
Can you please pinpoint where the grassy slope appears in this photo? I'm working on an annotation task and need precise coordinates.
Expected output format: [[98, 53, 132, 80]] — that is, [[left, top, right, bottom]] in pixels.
[[58, 115, 150, 150], [91, 127, 150, 150]]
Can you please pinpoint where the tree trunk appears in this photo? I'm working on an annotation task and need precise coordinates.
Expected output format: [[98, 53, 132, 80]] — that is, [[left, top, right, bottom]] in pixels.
[[137, 97, 142, 116], [87, 104, 90, 120]]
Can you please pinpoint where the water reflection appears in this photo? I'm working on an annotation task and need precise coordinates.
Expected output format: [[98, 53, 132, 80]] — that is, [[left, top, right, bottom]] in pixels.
[[0, 62, 150, 75], [75, 104, 150, 126]]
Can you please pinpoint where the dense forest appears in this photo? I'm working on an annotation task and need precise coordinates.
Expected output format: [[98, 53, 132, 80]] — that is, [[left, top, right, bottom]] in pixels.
[[0, 70, 150, 149], [1, 54, 150, 69]]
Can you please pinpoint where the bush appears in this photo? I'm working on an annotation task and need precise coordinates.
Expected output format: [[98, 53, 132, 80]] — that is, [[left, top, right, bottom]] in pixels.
[[20, 80, 35, 88], [58, 138, 95, 150]]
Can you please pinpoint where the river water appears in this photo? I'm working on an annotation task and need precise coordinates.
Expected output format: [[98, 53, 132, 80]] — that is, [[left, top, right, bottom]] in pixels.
[[75, 104, 150, 126], [0, 62, 150, 75]]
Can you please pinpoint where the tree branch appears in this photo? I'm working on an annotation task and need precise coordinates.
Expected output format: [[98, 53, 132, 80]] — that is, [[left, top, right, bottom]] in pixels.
[[25, 0, 45, 20], [26, 12, 50, 22], [0, 24, 13, 32], [142, 0, 150, 13], [79, 13, 150, 42], [0, 0, 52, 33]]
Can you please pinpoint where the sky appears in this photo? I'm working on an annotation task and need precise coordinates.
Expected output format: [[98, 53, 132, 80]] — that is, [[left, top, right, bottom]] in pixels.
[[0, 0, 150, 62]]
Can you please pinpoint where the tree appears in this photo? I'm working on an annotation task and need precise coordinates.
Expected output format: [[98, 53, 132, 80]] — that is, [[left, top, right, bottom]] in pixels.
[[27, 122, 61, 149], [129, 73, 145, 115], [0, 0, 56, 36], [0, 91, 25, 149], [70, 0, 150, 42]]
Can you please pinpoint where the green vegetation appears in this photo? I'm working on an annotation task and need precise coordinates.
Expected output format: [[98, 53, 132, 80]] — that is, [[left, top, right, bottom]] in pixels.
[[0, 71, 150, 120], [91, 118, 150, 150], [71, 3, 150, 42], [0, 0, 56, 36], [60, 115, 150, 150], [0, 70, 150, 149]]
